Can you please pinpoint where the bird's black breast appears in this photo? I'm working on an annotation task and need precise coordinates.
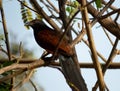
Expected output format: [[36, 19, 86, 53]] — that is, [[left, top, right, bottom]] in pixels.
[[33, 28, 58, 53]]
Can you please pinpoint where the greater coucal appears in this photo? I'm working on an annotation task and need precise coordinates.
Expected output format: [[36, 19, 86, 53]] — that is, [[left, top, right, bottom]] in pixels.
[[26, 19, 73, 59], [26, 19, 88, 91]]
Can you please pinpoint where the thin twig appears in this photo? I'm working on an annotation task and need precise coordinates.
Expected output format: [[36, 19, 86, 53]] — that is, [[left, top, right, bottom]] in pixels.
[[46, 0, 59, 13], [0, 70, 25, 83], [29, 79, 38, 91], [102, 27, 114, 45], [70, 0, 114, 48], [81, 0, 105, 90], [70, 28, 86, 48], [0, 59, 45, 74], [91, 0, 115, 26], [53, 7, 80, 59], [1, 58, 120, 70], [0, 0, 13, 89], [102, 0, 119, 12], [93, 38, 119, 91], [29, 0, 60, 31], [0, 0, 11, 61], [77, 0, 120, 39], [12, 70, 34, 91], [82, 38, 107, 62], [17, 0, 37, 13], [40, 0, 56, 16], [0, 46, 8, 55], [99, 8, 120, 20]]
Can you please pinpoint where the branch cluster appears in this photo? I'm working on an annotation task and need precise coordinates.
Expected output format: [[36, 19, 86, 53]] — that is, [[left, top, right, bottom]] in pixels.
[[0, 0, 120, 91]]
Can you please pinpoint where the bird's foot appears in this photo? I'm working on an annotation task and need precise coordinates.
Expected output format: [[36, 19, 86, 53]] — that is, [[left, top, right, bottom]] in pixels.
[[40, 51, 58, 66]]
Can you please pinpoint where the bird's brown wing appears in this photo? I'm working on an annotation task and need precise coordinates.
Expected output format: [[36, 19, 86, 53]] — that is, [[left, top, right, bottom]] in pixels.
[[35, 30, 72, 56]]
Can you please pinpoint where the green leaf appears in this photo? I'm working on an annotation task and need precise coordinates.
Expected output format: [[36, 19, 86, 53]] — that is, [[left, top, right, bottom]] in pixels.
[[66, 6, 71, 13], [73, 1, 79, 8], [0, 83, 11, 91], [0, 34, 4, 41], [95, 0, 102, 8], [20, 0, 33, 28], [2, 61, 14, 67]]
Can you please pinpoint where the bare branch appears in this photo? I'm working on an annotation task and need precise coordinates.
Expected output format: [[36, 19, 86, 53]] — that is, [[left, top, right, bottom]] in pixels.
[[81, 0, 105, 90], [77, 0, 120, 39], [0, 59, 45, 74], [29, 0, 60, 31], [0, 0, 11, 61], [93, 38, 119, 91], [12, 70, 34, 91]]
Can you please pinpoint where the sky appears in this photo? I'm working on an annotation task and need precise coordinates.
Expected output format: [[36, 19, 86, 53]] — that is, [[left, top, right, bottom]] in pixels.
[[1, 0, 120, 91]]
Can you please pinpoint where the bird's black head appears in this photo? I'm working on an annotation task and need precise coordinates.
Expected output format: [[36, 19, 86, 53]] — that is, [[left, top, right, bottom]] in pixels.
[[25, 19, 50, 31]]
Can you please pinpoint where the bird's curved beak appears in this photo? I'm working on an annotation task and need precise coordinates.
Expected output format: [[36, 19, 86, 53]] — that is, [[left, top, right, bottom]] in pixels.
[[25, 21, 33, 27]]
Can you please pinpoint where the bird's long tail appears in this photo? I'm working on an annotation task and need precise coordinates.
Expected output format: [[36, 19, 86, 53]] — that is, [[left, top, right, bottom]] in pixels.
[[59, 55, 88, 91]]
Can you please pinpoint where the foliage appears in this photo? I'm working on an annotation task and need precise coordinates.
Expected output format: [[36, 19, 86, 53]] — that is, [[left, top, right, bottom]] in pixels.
[[66, 0, 79, 19], [0, 82, 11, 91], [20, 0, 33, 29], [95, 0, 102, 8], [20, 0, 43, 29], [0, 30, 35, 91]]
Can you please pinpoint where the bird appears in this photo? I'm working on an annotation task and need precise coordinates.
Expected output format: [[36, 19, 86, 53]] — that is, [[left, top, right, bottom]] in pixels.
[[25, 19, 73, 60], [25, 19, 88, 91]]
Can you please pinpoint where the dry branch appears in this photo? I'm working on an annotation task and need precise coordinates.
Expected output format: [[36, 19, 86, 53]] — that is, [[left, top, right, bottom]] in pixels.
[[81, 0, 105, 90], [0, 0, 11, 61], [0, 59, 45, 75], [1, 58, 120, 70], [77, 0, 120, 39]]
